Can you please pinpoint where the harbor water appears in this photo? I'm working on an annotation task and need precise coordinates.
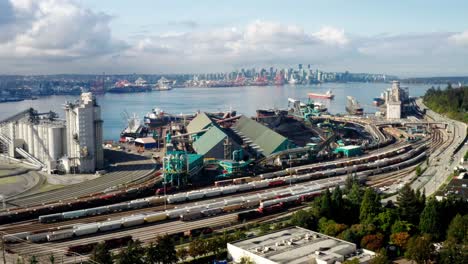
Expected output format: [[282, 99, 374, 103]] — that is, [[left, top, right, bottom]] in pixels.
[[0, 82, 432, 140]]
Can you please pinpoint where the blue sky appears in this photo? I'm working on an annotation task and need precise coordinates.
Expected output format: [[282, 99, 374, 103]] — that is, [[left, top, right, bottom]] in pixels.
[[1, 0, 468, 76], [79, 0, 468, 36]]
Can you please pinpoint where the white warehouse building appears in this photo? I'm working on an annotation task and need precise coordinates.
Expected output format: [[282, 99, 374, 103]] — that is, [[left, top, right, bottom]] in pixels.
[[228, 227, 375, 264]]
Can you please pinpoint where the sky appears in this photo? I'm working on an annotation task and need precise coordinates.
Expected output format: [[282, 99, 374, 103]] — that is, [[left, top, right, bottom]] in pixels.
[[0, 0, 468, 77]]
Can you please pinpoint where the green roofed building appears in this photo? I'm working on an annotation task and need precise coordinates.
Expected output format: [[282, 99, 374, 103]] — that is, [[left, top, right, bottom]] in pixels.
[[333, 145, 362, 157], [192, 125, 241, 159], [186, 112, 213, 135], [232, 116, 292, 156]]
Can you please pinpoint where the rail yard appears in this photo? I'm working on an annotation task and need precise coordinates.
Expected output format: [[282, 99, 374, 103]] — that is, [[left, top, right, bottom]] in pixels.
[[0, 92, 462, 263]]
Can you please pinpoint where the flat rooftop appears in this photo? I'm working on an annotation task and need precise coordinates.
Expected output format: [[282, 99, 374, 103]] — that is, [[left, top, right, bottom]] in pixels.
[[229, 227, 375, 264]]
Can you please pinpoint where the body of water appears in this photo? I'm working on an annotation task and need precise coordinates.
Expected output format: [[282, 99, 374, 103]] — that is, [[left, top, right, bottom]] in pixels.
[[0, 82, 432, 140]]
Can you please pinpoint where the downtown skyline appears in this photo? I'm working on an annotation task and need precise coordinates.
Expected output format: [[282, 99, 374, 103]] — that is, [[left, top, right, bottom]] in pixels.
[[0, 0, 468, 76]]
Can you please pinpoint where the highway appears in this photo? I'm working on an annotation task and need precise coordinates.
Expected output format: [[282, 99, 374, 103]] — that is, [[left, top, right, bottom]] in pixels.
[[383, 99, 467, 200], [412, 99, 467, 196]]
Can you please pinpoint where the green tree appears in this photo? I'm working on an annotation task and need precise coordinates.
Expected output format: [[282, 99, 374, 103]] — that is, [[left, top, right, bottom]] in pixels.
[[347, 182, 363, 206], [344, 175, 357, 193], [28, 256, 38, 264], [391, 220, 414, 234], [206, 236, 225, 257], [290, 209, 316, 229], [158, 235, 178, 264], [16, 257, 24, 264], [239, 256, 255, 264], [390, 232, 411, 249], [318, 218, 348, 237], [419, 198, 442, 241], [115, 239, 145, 264], [89, 243, 113, 264], [342, 259, 360, 264], [415, 165, 422, 176], [332, 186, 344, 221], [438, 240, 467, 264], [361, 233, 385, 251], [370, 249, 390, 264], [259, 223, 271, 235], [145, 242, 162, 264], [374, 209, 397, 235], [188, 238, 208, 258], [360, 188, 381, 224], [48, 254, 55, 264], [405, 235, 432, 264], [396, 184, 423, 225], [320, 189, 333, 219], [446, 214, 468, 244], [176, 247, 189, 263]]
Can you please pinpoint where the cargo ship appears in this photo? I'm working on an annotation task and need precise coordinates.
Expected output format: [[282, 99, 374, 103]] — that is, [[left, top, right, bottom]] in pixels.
[[120, 114, 148, 141], [274, 73, 285, 85], [153, 77, 174, 91], [308, 90, 334, 100], [256, 109, 288, 118], [373, 97, 385, 106], [144, 108, 237, 128], [346, 96, 364, 115], [250, 76, 269, 86], [108, 78, 151, 93]]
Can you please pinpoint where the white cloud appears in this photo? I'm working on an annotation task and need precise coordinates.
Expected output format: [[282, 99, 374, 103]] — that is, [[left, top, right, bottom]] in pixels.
[[0, 0, 126, 61], [0, 1, 467, 76], [312, 26, 349, 46], [449, 30, 468, 46]]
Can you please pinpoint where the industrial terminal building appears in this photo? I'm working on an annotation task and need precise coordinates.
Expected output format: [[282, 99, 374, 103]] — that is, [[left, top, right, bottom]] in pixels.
[[0, 92, 104, 174], [385, 80, 409, 119], [64, 92, 104, 173], [228, 227, 375, 264]]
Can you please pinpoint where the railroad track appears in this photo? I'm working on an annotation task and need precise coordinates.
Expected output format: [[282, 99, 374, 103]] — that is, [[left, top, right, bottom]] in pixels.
[[6, 154, 157, 208], [7, 213, 239, 263], [366, 165, 417, 188], [1, 140, 429, 230], [1, 136, 433, 262]]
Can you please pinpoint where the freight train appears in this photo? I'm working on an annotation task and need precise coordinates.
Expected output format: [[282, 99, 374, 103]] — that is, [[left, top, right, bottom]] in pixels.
[[0, 142, 428, 225], [4, 177, 348, 243], [3, 145, 428, 244]]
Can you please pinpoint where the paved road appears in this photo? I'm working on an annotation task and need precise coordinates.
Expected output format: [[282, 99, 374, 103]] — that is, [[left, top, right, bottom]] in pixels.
[[383, 99, 467, 202], [412, 99, 467, 196]]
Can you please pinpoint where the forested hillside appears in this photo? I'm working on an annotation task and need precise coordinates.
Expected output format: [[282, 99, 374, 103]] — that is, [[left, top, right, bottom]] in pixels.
[[423, 85, 468, 123]]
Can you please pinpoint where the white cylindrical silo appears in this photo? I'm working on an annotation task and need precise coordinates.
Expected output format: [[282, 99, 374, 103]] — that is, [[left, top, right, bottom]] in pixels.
[[48, 126, 62, 161], [27, 123, 33, 154], [32, 125, 39, 160]]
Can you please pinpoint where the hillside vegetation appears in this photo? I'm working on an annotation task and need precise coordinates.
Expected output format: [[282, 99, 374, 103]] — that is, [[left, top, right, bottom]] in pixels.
[[423, 85, 468, 123]]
